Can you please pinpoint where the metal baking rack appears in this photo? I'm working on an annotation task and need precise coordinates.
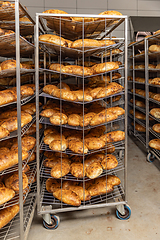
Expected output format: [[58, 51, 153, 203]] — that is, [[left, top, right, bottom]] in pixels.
[[0, 2, 25, 21], [40, 90, 124, 105], [0, 182, 37, 240], [0, 115, 36, 142], [0, 92, 35, 108], [129, 127, 146, 147], [40, 14, 124, 40], [128, 30, 160, 163], [0, 161, 37, 211], [0, 33, 34, 57], [39, 40, 124, 59], [40, 151, 124, 181], [128, 101, 146, 114], [36, 12, 129, 225]]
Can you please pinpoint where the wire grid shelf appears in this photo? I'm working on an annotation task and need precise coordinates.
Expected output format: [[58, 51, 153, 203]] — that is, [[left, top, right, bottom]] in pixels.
[[0, 183, 37, 240], [40, 14, 125, 40], [128, 102, 146, 114], [39, 40, 124, 59], [0, 144, 36, 177], [128, 80, 145, 85], [0, 161, 37, 211], [128, 113, 146, 128], [149, 97, 160, 106], [0, 115, 36, 143], [40, 90, 124, 105], [40, 151, 124, 181], [128, 91, 145, 100], [41, 66, 124, 79], [149, 127, 160, 139], [39, 115, 125, 131], [0, 92, 35, 109], [40, 176, 125, 209], [40, 135, 125, 156]]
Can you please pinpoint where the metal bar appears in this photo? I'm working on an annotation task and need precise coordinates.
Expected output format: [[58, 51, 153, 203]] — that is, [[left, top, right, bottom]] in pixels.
[[15, 0, 24, 239], [124, 17, 128, 202], [145, 38, 149, 150], [35, 14, 40, 214]]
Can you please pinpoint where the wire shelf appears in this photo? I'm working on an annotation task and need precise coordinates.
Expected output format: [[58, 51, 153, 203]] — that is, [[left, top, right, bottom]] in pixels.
[[129, 127, 146, 147], [130, 68, 160, 72], [40, 14, 125, 40], [0, 33, 34, 57], [149, 114, 160, 123], [0, 68, 34, 79], [40, 177, 124, 209], [40, 90, 124, 105], [149, 97, 160, 106], [40, 135, 125, 156], [0, 92, 35, 108], [0, 183, 37, 240], [40, 151, 124, 181], [128, 113, 146, 128], [128, 91, 145, 100], [39, 115, 125, 131], [0, 162, 37, 211], [39, 40, 124, 58], [41, 66, 124, 79], [0, 115, 36, 142], [149, 127, 160, 139], [128, 34, 160, 50]]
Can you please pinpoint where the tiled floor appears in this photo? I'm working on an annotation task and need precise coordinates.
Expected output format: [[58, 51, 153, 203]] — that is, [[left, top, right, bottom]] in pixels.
[[28, 137, 160, 240]]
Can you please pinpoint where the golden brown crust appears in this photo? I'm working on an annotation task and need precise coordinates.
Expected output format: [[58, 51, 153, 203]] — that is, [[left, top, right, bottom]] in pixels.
[[153, 93, 160, 102], [70, 162, 86, 178], [149, 139, 160, 150], [4, 172, 28, 191], [0, 126, 10, 139], [49, 63, 64, 72], [65, 185, 91, 201], [149, 45, 160, 53], [71, 39, 100, 48], [85, 162, 103, 179], [150, 108, 160, 119], [11, 135, 36, 151], [87, 182, 113, 196], [101, 154, 118, 170], [79, 112, 96, 127], [0, 204, 19, 229], [53, 189, 81, 206], [68, 140, 88, 154], [68, 114, 81, 126], [96, 82, 123, 98], [1, 60, 22, 71], [49, 139, 68, 152], [91, 62, 119, 74], [73, 90, 93, 102], [53, 89, 77, 101], [39, 34, 68, 47], [84, 137, 105, 150], [50, 113, 68, 125], [50, 162, 70, 178], [0, 187, 15, 205], [62, 65, 92, 76], [46, 178, 61, 193], [43, 84, 58, 95], [44, 157, 71, 168], [152, 124, 160, 133], [101, 130, 125, 143], [131, 122, 146, 132], [57, 82, 70, 91]]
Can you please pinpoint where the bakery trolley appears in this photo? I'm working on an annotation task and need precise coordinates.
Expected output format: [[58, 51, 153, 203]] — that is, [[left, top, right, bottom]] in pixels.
[[35, 12, 131, 229], [0, 1, 39, 239], [128, 31, 160, 164]]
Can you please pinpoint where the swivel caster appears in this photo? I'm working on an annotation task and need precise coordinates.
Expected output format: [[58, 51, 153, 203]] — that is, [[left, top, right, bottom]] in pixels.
[[43, 215, 60, 230], [116, 205, 131, 220], [146, 153, 155, 163]]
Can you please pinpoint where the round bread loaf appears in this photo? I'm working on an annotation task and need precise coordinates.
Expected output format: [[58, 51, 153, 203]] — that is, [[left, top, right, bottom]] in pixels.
[[149, 139, 160, 150], [49, 139, 68, 152], [50, 162, 70, 178], [150, 78, 160, 85], [152, 124, 160, 133], [1, 60, 22, 71], [150, 108, 160, 118], [149, 45, 160, 53], [91, 62, 119, 74], [4, 172, 28, 192]]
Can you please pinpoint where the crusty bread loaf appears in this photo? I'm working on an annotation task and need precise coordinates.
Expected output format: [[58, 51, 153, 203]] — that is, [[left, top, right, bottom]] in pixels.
[[149, 45, 160, 53], [46, 178, 61, 193], [0, 89, 17, 106], [4, 172, 28, 191], [131, 122, 146, 132], [68, 114, 81, 126], [84, 137, 105, 150], [150, 108, 160, 119], [50, 113, 68, 125], [71, 39, 100, 48], [62, 65, 92, 76], [0, 187, 15, 205], [0, 150, 28, 172], [68, 140, 88, 154], [44, 133, 64, 145], [70, 162, 86, 178], [91, 62, 119, 74], [0, 126, 10, 139], [43, 84, 58, 95], [1, 59, 22, 71], [150, 78, 160, 85], [101, 154, 118, 170], [11, 136, 36, 151], [0, 204, 19, 229], [101, 130, 125, 143], [39, 34, 68, 47], [49, 139, 68, 152], [152, 124, 160, 133], [50, 162, 70, 178], [53, 189, 81, 206], [149, 139, 160, 150]]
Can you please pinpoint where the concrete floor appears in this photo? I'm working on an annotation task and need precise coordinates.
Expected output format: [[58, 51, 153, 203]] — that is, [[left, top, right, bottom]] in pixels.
[[28, 137, 160, 240]]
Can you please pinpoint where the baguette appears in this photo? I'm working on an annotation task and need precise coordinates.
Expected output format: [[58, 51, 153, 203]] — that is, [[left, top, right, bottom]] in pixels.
[[0, 204, 19, 229]]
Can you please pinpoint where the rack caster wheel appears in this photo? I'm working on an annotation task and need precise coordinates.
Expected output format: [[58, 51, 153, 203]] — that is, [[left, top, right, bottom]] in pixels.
[[116, 205, 131, 220], [43, 215, 60, 229], [147, 153, 155, 163]]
